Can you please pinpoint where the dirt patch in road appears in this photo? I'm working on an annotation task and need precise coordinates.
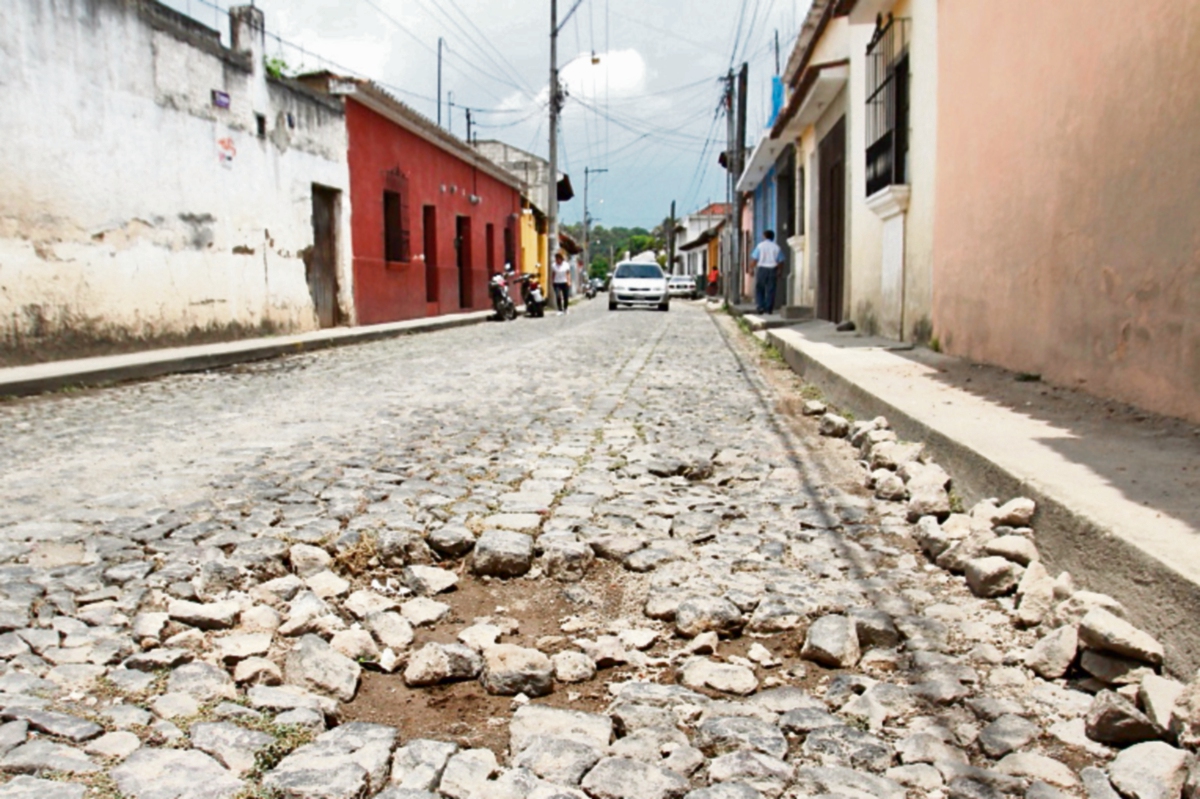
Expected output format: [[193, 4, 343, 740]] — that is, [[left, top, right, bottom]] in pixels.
[[340, 559, 649, 756]]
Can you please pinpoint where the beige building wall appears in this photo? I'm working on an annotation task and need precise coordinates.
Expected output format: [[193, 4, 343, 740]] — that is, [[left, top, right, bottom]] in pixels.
[[900, 0, 937, 343], [845, 0, 937, 340], [933, 0, 1200, 422]]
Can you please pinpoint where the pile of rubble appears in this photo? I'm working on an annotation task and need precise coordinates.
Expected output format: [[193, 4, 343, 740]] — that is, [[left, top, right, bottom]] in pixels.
[[814, 406, 1200, 798]]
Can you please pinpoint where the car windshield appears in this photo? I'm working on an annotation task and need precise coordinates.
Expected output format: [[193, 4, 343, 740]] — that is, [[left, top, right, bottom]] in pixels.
[[614, 264, 663, 279]]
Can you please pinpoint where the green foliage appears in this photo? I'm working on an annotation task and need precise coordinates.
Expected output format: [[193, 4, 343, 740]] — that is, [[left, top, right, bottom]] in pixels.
[[560, 223, 657, 265], [627, 234, 659, 255], [589, 255, 609, 280], [264, 56, 290, 80]]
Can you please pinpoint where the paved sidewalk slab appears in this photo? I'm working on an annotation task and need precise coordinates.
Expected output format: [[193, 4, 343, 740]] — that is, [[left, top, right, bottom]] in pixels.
[[767, 320, 1200, 675], [0, 310, 493, 398]]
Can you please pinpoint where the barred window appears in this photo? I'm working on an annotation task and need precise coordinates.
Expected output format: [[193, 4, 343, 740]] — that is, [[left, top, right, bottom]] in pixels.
[[384, 168, 410, 263], [865, 15, 910, 197]]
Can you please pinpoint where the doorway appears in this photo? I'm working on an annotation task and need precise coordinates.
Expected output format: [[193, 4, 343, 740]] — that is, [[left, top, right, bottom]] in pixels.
[[456, 216, 473, 308], [308, 185, 341, 328], [774, 147, 796, 313], [485, 223, 496, 277], [816, 117, 846, 323], [423, 205, 438, 304]]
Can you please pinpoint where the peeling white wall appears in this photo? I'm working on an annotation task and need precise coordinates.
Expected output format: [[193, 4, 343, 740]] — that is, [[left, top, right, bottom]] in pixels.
[[0, 0, 354, 350]]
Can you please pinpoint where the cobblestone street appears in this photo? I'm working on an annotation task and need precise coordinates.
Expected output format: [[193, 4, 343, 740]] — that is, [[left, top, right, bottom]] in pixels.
[[0, 300, 1194, 799]]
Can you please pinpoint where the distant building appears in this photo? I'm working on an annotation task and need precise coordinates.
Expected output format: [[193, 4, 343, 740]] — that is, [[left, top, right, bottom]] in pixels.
[[473, 140, 573, 292], [676, 204, 728, 278]]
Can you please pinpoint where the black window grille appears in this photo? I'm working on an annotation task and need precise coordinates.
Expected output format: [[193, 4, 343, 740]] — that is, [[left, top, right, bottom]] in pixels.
[[383, 168, 410, 263], [865, 14, 910, 197]]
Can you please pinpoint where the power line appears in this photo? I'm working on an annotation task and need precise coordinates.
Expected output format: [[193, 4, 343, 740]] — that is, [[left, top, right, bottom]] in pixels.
[[727, 0, 751, 72], [441, 0, 537, 97], [358, 0, 522, 103]]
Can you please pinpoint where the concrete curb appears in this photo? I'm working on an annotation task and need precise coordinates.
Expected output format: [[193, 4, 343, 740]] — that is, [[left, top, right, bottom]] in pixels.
[[766, 324, 1200, 677], [0, 310, 493, 399], [726, 303, 804, 332]]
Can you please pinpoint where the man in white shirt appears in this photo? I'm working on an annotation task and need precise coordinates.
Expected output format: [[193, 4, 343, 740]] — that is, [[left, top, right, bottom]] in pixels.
[[748, 230, 783, 315]]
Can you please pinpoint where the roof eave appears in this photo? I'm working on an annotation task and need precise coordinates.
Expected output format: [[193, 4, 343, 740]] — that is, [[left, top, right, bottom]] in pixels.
[[340, 81, 528, 194]]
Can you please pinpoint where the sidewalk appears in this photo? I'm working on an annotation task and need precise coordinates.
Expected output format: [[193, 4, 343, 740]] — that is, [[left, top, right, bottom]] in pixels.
[[763, 318, 1200, 676], [0, 309, 493, 399]]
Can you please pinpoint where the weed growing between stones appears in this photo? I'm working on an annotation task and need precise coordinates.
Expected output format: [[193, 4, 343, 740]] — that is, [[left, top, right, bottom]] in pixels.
[[241, 722, 317, 781], [333, 531, 379, 575], [48, 770, 127, 798]]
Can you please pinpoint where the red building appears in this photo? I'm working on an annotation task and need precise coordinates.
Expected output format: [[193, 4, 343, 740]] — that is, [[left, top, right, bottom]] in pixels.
[[308, 76, 526, 324]]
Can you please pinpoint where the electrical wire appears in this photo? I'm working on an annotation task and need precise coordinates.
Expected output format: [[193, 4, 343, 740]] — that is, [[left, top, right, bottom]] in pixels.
[[441, 0, 537, 97]]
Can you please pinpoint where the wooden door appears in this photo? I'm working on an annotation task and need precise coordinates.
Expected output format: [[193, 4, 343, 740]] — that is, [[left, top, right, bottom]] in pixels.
[[456, 216, 473, 308], [423, 206, 438, 304], [308, 185, 340, 328], [817, 118, 846, 323]]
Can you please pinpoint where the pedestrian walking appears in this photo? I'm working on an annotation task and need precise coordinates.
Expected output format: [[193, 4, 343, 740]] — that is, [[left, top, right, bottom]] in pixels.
[[707, 264, 720, 298], [747, 230, 783, 315], [551, 251, 571, 315]]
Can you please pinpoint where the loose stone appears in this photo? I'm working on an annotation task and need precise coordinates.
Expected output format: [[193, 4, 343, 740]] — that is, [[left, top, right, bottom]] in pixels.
[[284, 633, 362, 701]]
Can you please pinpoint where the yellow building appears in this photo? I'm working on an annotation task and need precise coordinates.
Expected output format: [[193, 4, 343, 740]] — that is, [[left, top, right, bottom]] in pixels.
[[518, 202, 548, 288]]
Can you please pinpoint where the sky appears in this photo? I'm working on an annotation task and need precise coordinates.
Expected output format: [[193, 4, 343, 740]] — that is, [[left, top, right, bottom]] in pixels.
[[165, 0, 814, 229]]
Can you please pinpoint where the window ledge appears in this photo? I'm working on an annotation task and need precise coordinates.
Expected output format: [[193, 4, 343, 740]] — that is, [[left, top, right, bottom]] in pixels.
[[866, 184, 910, 221]]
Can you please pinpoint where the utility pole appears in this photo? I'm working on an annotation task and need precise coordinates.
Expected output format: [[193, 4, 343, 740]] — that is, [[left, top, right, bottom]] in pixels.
[[723, 71, 735, 305], [734, 61, 748, 304], [774, 30, 780, 75], [437, 37, 444, 127], [447, 92, 454, 136], [465, 108, 472, 143], [667, 200, 676, 275], [547, 0, 560, 271], [547, 0, 582, 275], [583, 166, 607, 281]]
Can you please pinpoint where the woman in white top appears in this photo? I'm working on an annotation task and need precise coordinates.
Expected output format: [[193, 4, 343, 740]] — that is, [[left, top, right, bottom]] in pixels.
[[551, 252, 571, 314]]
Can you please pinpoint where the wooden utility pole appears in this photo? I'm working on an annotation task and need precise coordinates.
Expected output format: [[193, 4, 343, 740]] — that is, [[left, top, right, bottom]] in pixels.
[[724, 71, 735, 304], [548, 0, 584, 272], [548, 0, 560, 269], [734, 62, 748, 303], [667, 200, 676, 275], [583, 166, 607, 280]]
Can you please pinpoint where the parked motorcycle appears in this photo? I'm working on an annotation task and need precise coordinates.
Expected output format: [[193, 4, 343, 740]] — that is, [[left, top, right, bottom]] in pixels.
[[489, 271, 517, 321], [584, 279, 597, 300], [517, 272, 547, 318]]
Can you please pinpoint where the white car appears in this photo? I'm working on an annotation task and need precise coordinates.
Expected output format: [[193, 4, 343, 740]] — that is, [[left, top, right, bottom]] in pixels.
[[608, 262, 669, 311], [667, 275, 698, 299]]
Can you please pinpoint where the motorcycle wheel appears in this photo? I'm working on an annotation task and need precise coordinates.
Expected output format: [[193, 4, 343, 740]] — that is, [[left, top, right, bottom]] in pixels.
[[506, 302, 518, 321]]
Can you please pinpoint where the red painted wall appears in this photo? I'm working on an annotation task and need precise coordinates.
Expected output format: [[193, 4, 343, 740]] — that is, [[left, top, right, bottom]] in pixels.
[[345, 99, 522, 324]]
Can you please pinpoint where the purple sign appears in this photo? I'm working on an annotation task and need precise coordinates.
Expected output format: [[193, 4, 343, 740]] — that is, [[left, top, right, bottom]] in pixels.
[[212, 90, 231, 109]]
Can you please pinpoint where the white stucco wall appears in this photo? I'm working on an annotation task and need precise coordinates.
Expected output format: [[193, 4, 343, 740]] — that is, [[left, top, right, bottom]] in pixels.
[[845, 0, 936, 340], [902, 0, 938, 342], [0, 0, 353, 353]]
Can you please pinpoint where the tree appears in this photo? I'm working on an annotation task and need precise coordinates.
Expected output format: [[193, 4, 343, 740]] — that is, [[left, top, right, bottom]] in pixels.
[[560, 222, 658, 263], [627, 234, 658, 255], [589, 255, 609, 280]]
